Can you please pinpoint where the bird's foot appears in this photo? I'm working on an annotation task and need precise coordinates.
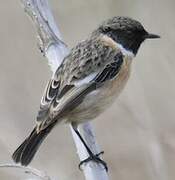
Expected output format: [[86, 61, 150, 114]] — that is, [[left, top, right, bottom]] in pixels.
[[79, 151, 108, 171]]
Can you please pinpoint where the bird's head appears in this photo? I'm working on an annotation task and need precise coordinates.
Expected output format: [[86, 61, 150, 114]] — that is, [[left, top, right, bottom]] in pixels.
[[98, 16, 160, 55]]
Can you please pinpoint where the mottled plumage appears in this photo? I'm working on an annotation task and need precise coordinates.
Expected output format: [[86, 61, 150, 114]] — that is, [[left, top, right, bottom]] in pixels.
[[12, 16, 160, 166], [37, 34, 125, 130]]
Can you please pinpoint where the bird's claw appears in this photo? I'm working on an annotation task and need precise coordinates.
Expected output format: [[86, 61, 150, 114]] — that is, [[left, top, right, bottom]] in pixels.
[[79, 151, 108, 172]]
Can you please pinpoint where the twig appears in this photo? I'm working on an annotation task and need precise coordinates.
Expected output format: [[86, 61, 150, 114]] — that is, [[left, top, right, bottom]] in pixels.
[[20, 0, 109, 179], [0, 164, 51, 180]]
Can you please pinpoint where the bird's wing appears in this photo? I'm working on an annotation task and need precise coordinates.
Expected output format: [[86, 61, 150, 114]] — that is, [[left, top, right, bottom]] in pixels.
[[36, 49, 124, 131], [51, 52, 124, 120], [36, 35, 125, 131]]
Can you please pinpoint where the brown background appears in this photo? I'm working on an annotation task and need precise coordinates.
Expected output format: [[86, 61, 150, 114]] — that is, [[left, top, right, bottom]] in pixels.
[[0, 0, 175, 179]]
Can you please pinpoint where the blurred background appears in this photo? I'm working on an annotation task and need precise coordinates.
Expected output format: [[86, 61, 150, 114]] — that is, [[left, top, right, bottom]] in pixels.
[[0, 0, 175, 179]]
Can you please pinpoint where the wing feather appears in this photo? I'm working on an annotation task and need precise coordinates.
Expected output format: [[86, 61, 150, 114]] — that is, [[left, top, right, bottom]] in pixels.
[[36, 37, 124, 131], [37, 52, 123, 130]]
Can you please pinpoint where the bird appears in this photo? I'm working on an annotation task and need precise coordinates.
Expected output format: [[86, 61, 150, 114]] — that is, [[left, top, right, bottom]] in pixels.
[[12, 16, 160, 170]]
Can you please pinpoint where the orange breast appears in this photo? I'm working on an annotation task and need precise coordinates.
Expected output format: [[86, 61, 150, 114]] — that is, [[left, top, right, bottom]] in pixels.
[[68, 58, 132, 124]]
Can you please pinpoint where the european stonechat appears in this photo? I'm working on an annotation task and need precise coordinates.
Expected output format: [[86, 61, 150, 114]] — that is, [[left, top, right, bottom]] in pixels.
[[12, 16, 160, 170]]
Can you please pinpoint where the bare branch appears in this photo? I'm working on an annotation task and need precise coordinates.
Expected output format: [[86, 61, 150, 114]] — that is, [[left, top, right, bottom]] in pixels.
[[20, 0, 69, 72], [0, 164, 51, 180]]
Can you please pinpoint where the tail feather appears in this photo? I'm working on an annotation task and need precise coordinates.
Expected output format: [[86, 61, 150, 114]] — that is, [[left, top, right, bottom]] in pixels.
[[12, 123, 55, 166], [12, 138, 29, 163]]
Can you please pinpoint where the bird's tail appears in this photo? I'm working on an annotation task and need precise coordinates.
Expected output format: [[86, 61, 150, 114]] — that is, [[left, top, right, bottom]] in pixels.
[[12, 123, 55, 166]]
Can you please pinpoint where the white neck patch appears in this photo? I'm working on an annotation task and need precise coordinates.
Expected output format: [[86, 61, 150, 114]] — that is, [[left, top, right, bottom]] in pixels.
[[101, 35, 135, 59], [117, 43, 135, 59]]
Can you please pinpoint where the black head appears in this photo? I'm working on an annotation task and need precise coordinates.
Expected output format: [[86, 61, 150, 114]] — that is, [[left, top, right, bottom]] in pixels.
[[98, 16, 160, 55]]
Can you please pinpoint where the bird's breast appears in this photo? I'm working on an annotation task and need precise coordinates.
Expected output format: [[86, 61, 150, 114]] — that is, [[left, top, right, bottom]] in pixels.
[[68, 57, 132, 124]]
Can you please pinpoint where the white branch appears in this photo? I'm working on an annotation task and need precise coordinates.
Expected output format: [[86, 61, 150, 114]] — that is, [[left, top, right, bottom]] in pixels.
[[0, 164, 51, 180], [20, 0, 109, 179], [71, 123, 109, 180], [21, 0, 69, 72]]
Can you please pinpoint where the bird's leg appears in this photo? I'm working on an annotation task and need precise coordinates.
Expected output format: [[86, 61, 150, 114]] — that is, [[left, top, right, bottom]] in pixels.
[[72, 124, 108, 171]]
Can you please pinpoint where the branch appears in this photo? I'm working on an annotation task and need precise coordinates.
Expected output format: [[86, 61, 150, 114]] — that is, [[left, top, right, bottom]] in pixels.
[[21, 0, 69, 72], [20, 0, 109, 179], [0, 164, 51, 180]]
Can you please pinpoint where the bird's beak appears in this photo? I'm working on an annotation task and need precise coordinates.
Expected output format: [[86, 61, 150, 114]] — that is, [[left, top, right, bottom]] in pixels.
[[145, 33, 160, 39]]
